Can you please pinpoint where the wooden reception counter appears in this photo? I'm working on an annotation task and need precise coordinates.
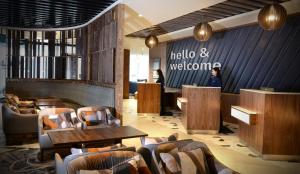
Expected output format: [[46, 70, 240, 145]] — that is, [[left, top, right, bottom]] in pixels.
[[232, 89, 300, 160], [177, 85, 221, 134], [137, 83, 161, 113]]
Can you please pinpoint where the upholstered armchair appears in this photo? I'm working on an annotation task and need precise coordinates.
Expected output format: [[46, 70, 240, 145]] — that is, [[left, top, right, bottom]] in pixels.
[[38, 108, 77, 161], [77, 106, 121, 129], [55, 148, 152, 174], [137, 139, 237, 174], [2, 104, 38, 145]]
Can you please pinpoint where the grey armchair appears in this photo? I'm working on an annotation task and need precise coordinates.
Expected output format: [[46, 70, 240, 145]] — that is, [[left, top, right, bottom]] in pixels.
[[2, 104, 38, 145]]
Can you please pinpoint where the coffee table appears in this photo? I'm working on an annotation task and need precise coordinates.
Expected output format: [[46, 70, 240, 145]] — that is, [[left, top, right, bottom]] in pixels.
[[47, 126, 147, 155]]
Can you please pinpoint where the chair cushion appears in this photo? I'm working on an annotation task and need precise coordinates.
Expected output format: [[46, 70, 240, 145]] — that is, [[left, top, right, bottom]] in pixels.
[[141, 133, 178, 146], [160, 148, 211, 174]]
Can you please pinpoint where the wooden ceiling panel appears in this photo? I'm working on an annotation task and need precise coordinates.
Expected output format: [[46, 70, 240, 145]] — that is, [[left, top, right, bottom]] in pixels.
[[127, 0, 289, 38]]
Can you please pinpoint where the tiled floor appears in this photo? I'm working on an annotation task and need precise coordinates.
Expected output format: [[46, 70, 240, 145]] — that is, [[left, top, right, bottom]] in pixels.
[[122, 98, 300, 174]]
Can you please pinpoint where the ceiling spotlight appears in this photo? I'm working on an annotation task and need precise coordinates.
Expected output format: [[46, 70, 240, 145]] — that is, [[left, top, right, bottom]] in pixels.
[[145, 35, 159, 48], [193, 22, 213, 41], [258, 4, 287, 30], [138, 14, 143, 17]]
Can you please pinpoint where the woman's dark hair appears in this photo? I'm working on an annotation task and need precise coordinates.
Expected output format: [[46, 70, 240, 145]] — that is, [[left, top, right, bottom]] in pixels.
[[156, 69, 164, 79], [212, 67, 221, 77]]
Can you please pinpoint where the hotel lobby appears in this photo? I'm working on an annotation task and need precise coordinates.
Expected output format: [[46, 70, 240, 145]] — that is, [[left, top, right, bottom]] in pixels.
[[0, 0, 300, 174]]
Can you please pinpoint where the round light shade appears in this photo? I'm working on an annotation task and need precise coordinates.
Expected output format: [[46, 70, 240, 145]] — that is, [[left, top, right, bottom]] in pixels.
[[145, 35, 159, 48], [258, 4, 287, 30], [193, 22, 213, 41]]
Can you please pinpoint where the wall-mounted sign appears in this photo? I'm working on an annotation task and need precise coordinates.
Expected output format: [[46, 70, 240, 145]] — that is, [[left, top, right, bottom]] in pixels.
[[169, 48, 221, 71]]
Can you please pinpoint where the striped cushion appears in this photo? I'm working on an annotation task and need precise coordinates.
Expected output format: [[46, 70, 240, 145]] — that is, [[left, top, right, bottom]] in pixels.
[[152, 143, 179, 174], [65, 151, 150, 174], [79, 169, 112, 174], [160, 148, 211, 174], [141, 133, 178, 146]]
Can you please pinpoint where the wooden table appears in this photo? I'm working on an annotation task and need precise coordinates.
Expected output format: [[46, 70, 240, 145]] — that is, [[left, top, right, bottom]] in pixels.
[[48, 126, 148, 147]]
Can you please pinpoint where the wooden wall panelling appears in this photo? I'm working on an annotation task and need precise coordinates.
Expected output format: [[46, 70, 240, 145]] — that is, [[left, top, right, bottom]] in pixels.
[[123, 49, 130, 99], [182, 86, 221, 134], [221, 93, 239, 124], [239, 90, 265, 153], [263, 94, 300, 156], [137, 83, 161, 113], [114, 4, 125, 120], [239, 90, 300, 159]]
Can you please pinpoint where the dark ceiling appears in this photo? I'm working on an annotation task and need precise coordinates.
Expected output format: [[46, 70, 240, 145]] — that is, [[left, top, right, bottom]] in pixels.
[[127, 0, 289, 38], [0, 0, 117, 28]]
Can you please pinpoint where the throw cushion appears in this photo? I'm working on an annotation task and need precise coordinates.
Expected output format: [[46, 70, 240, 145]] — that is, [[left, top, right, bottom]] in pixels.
[[180, 141, 218, 174], [113, 155, 151, 174], [160, 148, 211, 174], [152, 143, 179, 174], [141, 133, 179, 146], [43, 115, 59, 130], [81, 111, 100, 126], [18, 101, 35, 108]]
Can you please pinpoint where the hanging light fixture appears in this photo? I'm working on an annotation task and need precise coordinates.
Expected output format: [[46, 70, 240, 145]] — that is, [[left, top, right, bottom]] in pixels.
[[193, 22, 213, 41], [145, 35, 159, 48], [258, 3, 287, 30]]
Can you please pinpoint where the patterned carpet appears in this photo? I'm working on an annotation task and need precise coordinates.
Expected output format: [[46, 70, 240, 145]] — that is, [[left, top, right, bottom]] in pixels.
[[0, 147, 55, 174]]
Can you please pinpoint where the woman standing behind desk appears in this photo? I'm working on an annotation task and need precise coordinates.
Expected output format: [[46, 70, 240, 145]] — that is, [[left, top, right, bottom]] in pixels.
[[208, 67, 225, 132], [156, 69, 165, 115], [208, 67, 222, 87]]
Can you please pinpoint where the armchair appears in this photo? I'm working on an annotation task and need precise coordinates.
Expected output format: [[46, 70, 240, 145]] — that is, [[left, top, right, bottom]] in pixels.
[[38, 108, 77, 161], [2, 104, 38, 145]]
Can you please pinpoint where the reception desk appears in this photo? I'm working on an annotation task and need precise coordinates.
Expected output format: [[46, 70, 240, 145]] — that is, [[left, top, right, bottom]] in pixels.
[[177, 85, 221, 134], [232, 89, 300, 160], [137, 83, 161, 113]]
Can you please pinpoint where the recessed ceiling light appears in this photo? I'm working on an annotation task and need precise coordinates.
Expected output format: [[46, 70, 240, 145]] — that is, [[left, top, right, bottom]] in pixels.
[[138, 14, 143, 17]]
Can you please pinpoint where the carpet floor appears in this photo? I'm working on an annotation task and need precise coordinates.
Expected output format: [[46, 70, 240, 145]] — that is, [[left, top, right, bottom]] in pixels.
[[0, 147, 55, 174]]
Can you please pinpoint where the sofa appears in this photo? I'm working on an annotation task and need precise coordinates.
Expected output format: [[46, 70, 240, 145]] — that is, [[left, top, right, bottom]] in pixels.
[[55, 147, 152, 174], [137, 139, 237, 174]]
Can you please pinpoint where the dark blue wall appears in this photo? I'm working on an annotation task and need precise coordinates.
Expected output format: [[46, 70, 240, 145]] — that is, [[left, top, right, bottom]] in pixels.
[[166, 15, 300, 93]]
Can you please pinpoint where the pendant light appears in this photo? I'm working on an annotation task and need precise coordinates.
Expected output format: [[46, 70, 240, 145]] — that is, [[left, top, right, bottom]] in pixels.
[[193, 14, 213, 41], [145, 35, 159, 48], [258, 3, 287, 30]]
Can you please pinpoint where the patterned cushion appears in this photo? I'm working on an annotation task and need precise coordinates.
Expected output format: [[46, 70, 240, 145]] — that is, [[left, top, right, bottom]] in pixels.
[[105, 108, 120, 127], [180, 141, 218, 174], [81, 111, 99, 126], [141, 133, 178, 146], [152, 143, 179, 174], [43, 112, 80, 130], [113, 155, 151, 174], [160, 148, 211, 174]]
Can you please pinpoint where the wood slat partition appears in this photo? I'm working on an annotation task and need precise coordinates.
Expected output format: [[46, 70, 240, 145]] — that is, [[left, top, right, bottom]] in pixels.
[[239, 89, 300, 160], [86, 8, 117, 84]]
